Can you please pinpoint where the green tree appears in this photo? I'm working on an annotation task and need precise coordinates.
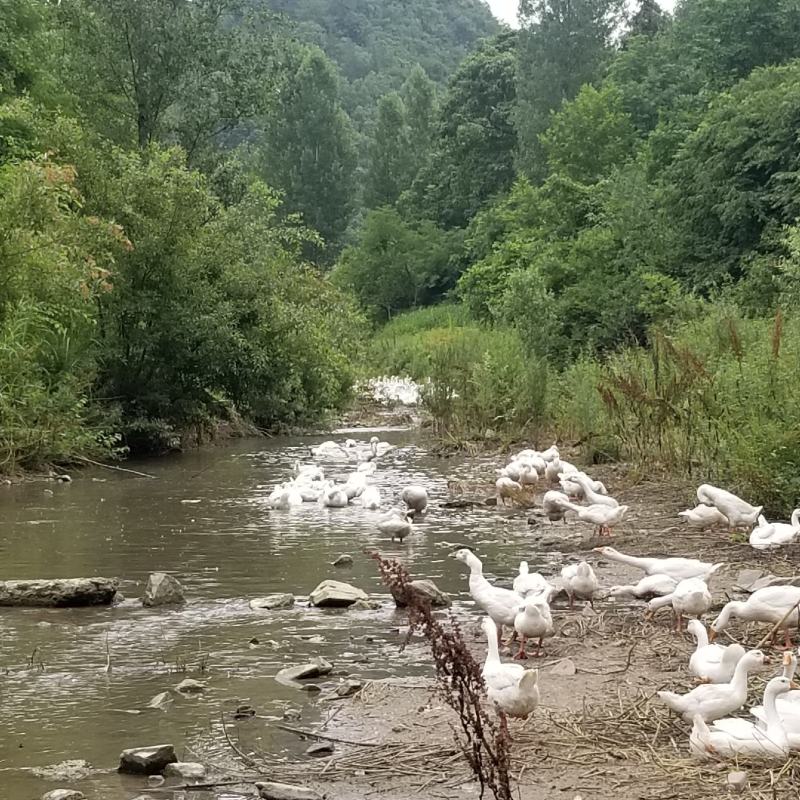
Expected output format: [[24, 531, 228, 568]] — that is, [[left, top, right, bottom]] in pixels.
[[332, 208, 463, 321], [666, 61, 800, 291], [627, 0, 667, 39], [56, 0, 279, 158], [540, 84, 637, 183], [0, 0, 46, 100], [259, 46, 357, 260], [364, 92, 413, 208], [515, 0, 626, 180], [402, 65, 437, 176], [404, 32, 518, 229]]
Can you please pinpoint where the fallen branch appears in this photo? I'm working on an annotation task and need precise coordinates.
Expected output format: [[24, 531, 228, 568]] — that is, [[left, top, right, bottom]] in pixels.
[[135, 779, 251, 793], [276, 723, 384, 747], [75, 456, 157, 479]]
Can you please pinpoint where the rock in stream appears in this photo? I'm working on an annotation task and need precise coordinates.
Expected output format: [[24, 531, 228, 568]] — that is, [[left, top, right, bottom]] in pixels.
[[0, 578, 119, 607]]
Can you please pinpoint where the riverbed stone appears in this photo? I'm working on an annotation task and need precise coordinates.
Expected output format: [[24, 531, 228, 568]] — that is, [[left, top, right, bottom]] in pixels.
[[350, 598, 381, 610], [118, 744, 177, 775], [142, 572, 185, 606], [32, 760, 92, 781], [147, 775, 165, 787], [146, 691, 173, 711], [332, 554, 354, 566], [309, 579, 367, 608], [164, 762, 206, 781], [305, 742, 334, 757], [735, 569, 765, 592], [255, 781, 322, 800], [175, 678, 206, 694], [41, 791, 85, 800], [391, 578, 451, 608], [727, 770, 748, 793], [549, 658, 577, 676], [335, 679, 363, 697], [275, 657, 333, 687], [0, 578, 118, 607], [250, 593, 295, 610]]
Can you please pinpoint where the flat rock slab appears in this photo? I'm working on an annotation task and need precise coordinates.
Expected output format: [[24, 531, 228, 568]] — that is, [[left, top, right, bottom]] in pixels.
[[0, 578, 118, 607], [549, 658, 577, 676], [32, 760, 92, 781], [735, 569, 765, 592], [41, 791, 85, 800], [256, 781, 322, 800], [250, 593, 295, 610], [309, 579, 367, 608], [118, 744, 177, 775], [275, 657, 333, 687], [163, 762, 206, 780]]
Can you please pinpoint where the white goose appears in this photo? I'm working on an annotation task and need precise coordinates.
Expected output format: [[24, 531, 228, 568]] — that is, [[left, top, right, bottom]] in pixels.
[[513, 562, 552, 600], [657, 649, 766, 722], [593, 546, 723, 582], [691, 676, 794, 762], [608, 573, 678, 599], [678, 504, 729, 530], [496, 476, 524, 505], [561, 562, 598, 608], [401, 485, 428, 514], [568, 473, 618, 508], [454, 550, 520, 643], [378, 510, 414, 542], [563, 502, 629, 536], [749, 510, 800, 550], [710, 585, 800, 648], [513, 596, 553, 658], [541, 490, 572, 523], [360, 485, 381, 510], [697, 483, 762, 530], [481, 618, 539, 719], [646, 577, 713, 630], [687, 619, 745, 684]]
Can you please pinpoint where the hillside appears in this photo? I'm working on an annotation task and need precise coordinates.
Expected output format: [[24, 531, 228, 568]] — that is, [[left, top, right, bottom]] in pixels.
[[260, 0, 501, 124]]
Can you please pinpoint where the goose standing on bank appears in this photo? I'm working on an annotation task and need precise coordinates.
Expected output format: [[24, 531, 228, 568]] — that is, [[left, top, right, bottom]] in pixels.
[[696, 483, 762, 530], [542, 490, 572, 523], [646, 577, 713, 630], [454, 549, 520, 644], [513, 595, 553, 658], [710, 585, 800, 648], [678, 504, 729, 530], [593, 546, 723, 582], [513, 561, 553, 600], [561, 562, 598, 608], [562, 502, 629, 536], [481, 617, 540, 719]]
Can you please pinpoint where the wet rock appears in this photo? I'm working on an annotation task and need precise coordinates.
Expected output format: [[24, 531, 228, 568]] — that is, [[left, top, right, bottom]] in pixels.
[[331, 554, 354, 567], [309, 579, 368, 608], [234, 704, 256, 719], [0, 578, 119, 607], [175, 678, 206, 694], [283, 708, 302, 721], [142, 572, 185, 607], [735, 569, 765, 592], [336, 679, 363, 698], [300, 683, 322, 693], [275, 657, 333, 687], [391, 579, 451, 608], [305, 742, 334, 757], [350, 598, 381, 610], [147, 775, 165, 787], [118, 744, 177, 775], [250, 593, 295, 610], [55, 474, 72, 483], [549, 658, 577, 676], [580, 604, 598, 617], [32, 760, 92, 781], [255, 781, 322, 800], [164, 762, 206, 781], [41, 791, 85, 800], [146, 691, 173, 712], [727, 770, 748, 793]]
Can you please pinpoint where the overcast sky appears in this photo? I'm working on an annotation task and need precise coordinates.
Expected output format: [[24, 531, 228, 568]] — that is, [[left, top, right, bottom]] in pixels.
[[486, 0, 677, 27]]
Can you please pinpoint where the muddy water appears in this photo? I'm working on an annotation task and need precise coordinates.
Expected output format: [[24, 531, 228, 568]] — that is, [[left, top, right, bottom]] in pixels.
[[0, 430, 555, 799]]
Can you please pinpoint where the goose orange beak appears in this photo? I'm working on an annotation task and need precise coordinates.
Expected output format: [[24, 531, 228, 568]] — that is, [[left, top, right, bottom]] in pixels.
[[708, 628, 717, 642], [791, 682, 799, 690]]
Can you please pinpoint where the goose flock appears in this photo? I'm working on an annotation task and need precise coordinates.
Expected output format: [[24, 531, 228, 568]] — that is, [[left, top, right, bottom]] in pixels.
[[270, 435, 800, 763]]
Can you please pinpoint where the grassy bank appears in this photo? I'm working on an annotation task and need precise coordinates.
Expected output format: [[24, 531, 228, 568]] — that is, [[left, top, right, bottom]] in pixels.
[[369, 304, 800, 514]]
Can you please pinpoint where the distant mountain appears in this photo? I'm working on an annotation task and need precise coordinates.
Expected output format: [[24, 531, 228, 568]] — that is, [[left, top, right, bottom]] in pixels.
[[260, 0, 501, 124]]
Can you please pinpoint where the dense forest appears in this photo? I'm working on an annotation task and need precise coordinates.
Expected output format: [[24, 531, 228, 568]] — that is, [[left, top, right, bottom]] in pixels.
[[3, 0, 800, 511]]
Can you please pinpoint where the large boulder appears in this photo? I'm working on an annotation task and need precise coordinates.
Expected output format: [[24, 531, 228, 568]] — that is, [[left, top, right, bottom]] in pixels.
[[392, 579, 450, 608], [255, 781, 322, 800], [0, 578, 118, 607], [142, 573, 185, 607], [309, 580, 367, 608], [118, 744, 177, 775], [250, 593, 295, 610], [275, 657, 333, 687]]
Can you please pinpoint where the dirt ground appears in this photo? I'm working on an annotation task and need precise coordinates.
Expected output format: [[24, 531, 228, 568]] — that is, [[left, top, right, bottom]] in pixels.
[[224, 466, 800, 800]]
